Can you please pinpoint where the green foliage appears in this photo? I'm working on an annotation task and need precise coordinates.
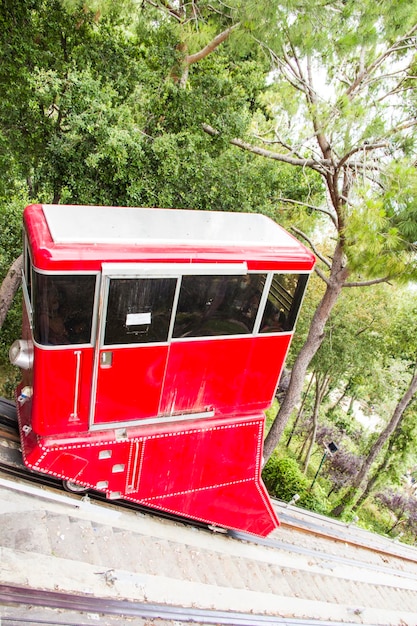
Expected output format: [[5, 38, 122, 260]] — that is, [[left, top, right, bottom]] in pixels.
[[263, 455, 308, 501], [357, 500, 394, 537], [0, 201, 23, 277], [383, 161, 417, 245], [0, 0, 291, 210], [344, 166, 417, 280], [326, 406, 361, 438], [262, 454, 328, 514], [299, 483, 329, 516], [0, 198, 25, 395]]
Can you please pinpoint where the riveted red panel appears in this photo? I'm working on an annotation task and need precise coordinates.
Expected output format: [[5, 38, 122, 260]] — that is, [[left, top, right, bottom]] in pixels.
[[93, 345, 168, 426], [31, 347, 93, 436]]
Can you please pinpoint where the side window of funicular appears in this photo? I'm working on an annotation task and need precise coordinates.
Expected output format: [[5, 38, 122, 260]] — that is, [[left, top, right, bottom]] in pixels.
[[104, 277, 177, 345], [260, 273, 309, 333], [33, 272, 96, 346], [173, 274, 266, 338]]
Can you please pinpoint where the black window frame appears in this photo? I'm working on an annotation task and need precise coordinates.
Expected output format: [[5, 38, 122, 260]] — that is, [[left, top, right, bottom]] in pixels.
[[103, 276, 178, 346], [259, 273, 309, 334], [172, 273, 267, 339], [32, 271, 98, 347]]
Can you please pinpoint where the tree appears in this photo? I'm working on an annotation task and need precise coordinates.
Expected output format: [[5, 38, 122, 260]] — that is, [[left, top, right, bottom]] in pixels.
[[332, 362, 417, 515], [331, 291, 417, 514], [355, 413, 417, 509], [325, 448, 363, 497], [0, 1, 319, 331], [0, 256, 22, 330], [302, 370, 330, 473], [375, 490, 417, 536], [203, 1, 417, 462]]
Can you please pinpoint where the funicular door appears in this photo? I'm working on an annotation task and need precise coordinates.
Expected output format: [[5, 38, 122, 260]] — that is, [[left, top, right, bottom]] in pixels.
[[90, 264, 178, 428]]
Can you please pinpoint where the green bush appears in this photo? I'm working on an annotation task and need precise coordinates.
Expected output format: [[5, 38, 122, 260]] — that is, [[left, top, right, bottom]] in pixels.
[[262, 454, 330, 514], [262, 455, 309, 501]]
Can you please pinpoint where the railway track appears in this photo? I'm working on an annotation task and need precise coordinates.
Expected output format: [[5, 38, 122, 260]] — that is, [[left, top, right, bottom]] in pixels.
[[1, 405, 417, 625]]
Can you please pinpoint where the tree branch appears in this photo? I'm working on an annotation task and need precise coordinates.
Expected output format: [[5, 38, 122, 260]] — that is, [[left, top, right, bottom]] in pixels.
[[0, 254, 23, 330], [291, 226, 332, 269], [314, 265, 331, 285], [277, 197, 338, 228], [337, 142, 389, 172], [378, 77, 417, 102], [201, 124, 329, 173], [144, 0, 183, 21], [343, 276, 393, 287], [185, 23, 240, 65], [345, 24, 417, 99]]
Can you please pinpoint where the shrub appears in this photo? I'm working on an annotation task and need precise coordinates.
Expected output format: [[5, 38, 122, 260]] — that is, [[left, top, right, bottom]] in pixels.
[[262, 455, 309, 501], [262, 454, 330, 514]]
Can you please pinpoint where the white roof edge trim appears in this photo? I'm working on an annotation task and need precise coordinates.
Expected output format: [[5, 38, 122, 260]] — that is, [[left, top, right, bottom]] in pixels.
[[101, 262, 248, 276]]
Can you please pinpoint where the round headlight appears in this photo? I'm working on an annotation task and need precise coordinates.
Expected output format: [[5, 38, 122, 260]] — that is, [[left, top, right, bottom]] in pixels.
[[9, 339, 34, 370]]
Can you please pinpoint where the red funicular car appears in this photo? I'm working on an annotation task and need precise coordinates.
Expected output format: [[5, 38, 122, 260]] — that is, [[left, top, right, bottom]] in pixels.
[[10, 204, 315, 536]]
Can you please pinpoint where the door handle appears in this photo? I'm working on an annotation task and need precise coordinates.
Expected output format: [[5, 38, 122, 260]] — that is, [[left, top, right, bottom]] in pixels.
[[100, 351, 113, 368], [70, 350, 82, 422]]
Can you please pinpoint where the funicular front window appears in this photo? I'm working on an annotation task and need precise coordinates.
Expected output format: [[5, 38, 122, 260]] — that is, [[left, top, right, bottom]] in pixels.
[[104, 277, 177, 345], [33, 273, 96, 346], [173, 274, 266, 338], [260, 273, 308, 333]]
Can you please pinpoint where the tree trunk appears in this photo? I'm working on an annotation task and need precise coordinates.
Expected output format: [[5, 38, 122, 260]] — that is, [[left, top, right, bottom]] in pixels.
[[347, 394, 356, 415], [328, 379, 351, 412], [388, 517, 406, 534], [331, 365, 417, 516], [355, 435, 397, 509], [303, 371, 329, 473], [286, 373, 314, 447], [0, 254, 23, 330], [298, 423, 313, 461], [263, 242, 349, 461], [354, 466, 382, 510]]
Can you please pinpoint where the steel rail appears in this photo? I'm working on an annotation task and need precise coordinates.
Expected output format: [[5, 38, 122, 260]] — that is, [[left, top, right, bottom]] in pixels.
[[0, 584, 371, 626], [275, 507, 417, 564], [229, 527, 417, 581], [271, 498, 417, 562]]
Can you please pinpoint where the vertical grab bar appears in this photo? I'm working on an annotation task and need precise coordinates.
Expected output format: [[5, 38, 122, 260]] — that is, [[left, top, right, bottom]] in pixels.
[[70, 350, 82, 421]]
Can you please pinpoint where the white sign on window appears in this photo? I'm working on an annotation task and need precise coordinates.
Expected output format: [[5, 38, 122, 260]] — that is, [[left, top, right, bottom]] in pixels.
[[126, 312, 151, 326]]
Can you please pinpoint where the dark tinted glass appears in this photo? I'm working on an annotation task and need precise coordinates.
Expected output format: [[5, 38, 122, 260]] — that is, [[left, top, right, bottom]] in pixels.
[[260, 273, 308, 333], [173, 274, 266, 338], [33, 273, 96, 345], [104, 277, 177, 345]]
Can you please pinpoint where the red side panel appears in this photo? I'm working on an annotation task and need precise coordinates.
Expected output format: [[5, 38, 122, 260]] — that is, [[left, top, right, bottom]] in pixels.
[[160, 338, 254, 415], [239, 334, 292, 410], [142, 481, 277, 537], [160, 335, 291, 416], [17, 405, 279, 537], [132, 418, 278, 536], [93, 345, 168, 425], [136, 419, 264, 499], [31, 347, 93, 435]]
